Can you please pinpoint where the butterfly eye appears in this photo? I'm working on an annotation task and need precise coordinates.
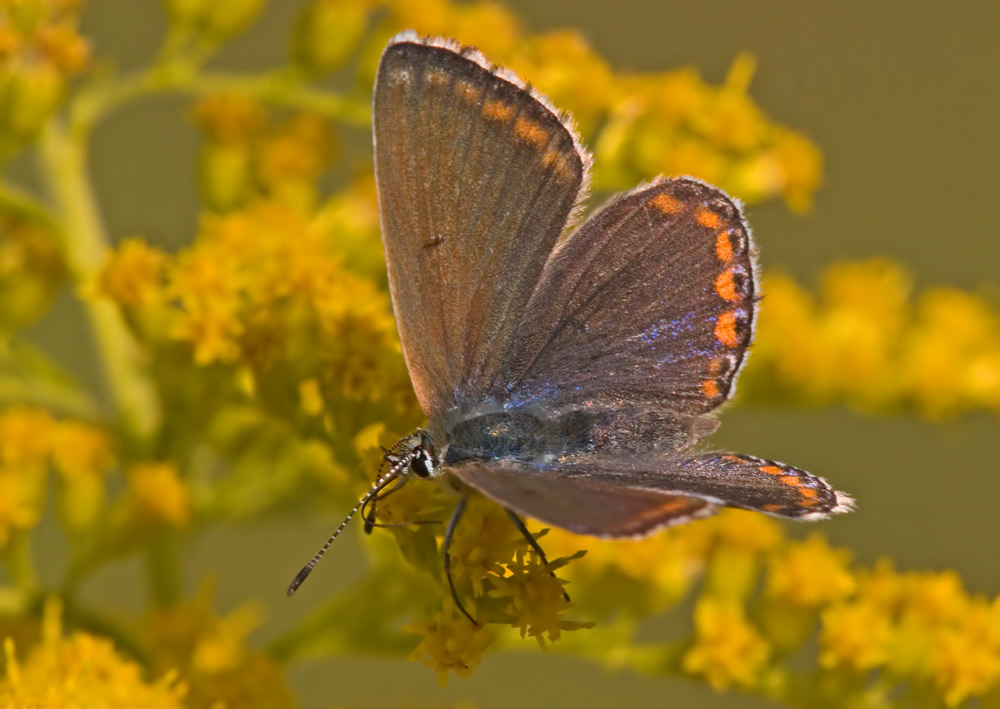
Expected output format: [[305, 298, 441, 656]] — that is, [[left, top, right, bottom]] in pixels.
[[411, 449, 434, 478]]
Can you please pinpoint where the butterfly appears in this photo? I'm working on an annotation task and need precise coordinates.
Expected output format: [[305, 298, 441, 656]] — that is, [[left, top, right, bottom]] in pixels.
[[289, 32, 853, 623]]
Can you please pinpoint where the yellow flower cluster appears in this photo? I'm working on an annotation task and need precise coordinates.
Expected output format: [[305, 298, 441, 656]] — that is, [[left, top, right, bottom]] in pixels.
[[0, 598, 187, 707], [747, 259, 1000, 418], [0, 405, 112, 544], [365, 0, 821, 211], [0, 0, 89, 148], [536, 511, 1000, 705]]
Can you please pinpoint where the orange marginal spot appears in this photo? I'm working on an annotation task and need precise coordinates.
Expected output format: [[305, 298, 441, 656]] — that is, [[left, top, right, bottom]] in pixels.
[[455, 80, 482, 104], [515, 116, 549, 147], [723, 454, 743, 463], [540, 148, 575, 182], [759, 465, 784, 476], [696, 208, 724, 229], [799, 487, 818, 500], [631, 496, 695, 525], [701, 379, 720, 398], [797, 497, 820, 508], [648, 193, 685, 215], [715, 231, 734, 263], [708, 356, 725, 375], [482, 99, 514, 121], [715, 269, 740, 302], [780, 475, 801, 487], [714, 311, 740, 347], [761, 503, 783, 513]]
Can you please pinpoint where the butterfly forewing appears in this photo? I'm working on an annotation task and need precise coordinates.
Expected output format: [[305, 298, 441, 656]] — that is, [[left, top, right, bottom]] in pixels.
[[374, 35, 587, 419]]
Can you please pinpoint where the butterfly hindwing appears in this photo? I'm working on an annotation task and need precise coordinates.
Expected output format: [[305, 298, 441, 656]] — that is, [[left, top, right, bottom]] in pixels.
[[374, 34, 587, 419], [502, 178, 756, 430], [450, 459, 717, 537]]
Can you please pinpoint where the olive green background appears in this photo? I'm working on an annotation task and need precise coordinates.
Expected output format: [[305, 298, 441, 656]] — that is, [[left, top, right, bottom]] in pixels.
[[22, 1, 999, 707]]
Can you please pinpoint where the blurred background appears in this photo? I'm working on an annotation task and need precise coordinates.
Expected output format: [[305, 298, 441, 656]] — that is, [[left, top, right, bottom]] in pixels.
[[11, 1, 999, 706]]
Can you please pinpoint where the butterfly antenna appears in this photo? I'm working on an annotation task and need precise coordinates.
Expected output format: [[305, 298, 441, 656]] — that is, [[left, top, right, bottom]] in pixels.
[[286, 456, 412, 597]]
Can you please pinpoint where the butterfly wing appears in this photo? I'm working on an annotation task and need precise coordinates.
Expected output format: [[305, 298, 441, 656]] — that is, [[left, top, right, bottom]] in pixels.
[[501, 178, 755, 437], [451, 454, 852, 537], [374, 34, 588, 419]]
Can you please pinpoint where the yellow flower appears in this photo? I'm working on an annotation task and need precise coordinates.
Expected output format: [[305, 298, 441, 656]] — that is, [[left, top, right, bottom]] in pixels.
[[405, 598, 495, 687], [818, 600, 893, 672], [682, 598, 770, 691], [0, 469, 42, 547], [49, 420, 113, 481], [931, 626, 1000, 707], [146, 585, 294, 707], [0, 407, 53, 470], [489, 549, 592, 648], [766, 534, 855, 608], [128, 462, 192, 528], [0, 598, 187, 708], [445, 497, 524, 598], [95, 237, 166, 308], [193, 95, 264, 144]]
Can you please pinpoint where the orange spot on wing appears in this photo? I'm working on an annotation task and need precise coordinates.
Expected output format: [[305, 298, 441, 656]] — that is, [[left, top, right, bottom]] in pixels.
[[649, 193, 685, 214], [715, 231, 733, 263], [515, 116, 549, 147], [715, 269, 740, 302], [696, 209, 723, 229], [780, 475, 801, 487], [540, 148, 575, 182], [701, 379, 720, 398], [709, 357, 723, 375], [759, 466, 784, 475], [456, 80, 482, 104], [632, 496, 699, 525], [714, 311, 740, 347], [761, 503, 783, 513], [799, 487, 818, 499], [482, 99, 514, 121], [723, 455, 743, 463]]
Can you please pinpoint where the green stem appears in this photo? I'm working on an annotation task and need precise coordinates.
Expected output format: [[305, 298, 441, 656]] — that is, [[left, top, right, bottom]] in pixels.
[[147, 530, 181, 606], [0, 180, 62, 235], [36, 121, 161, 442], [5, 531, 37, 592], [71, 65, 370, 137]]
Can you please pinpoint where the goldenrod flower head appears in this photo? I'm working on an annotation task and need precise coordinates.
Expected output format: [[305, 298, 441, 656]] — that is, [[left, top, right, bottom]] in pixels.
[[490, 549, 593, 649], [766, 534, 855, 608], [931, 626, 1000, 707], [49, 420, 113, 482], [682, 598, 770, 691], [446, 496, 525, 598], [0, 469, 41, 547], [405, 598, 495, 686], [818, 600, 894, 672], [0, 406, 52, 470], [128, 462, 193, 528], [146, 585, 294, 707], [0, 598, 187, 707], [95, 237, 166, 308]]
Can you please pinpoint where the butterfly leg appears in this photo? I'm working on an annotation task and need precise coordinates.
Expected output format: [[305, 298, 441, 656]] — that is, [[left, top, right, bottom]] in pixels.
[[504, 509, 570, 602], [443, 496, 479, 626], [362, 477, 407, 533]]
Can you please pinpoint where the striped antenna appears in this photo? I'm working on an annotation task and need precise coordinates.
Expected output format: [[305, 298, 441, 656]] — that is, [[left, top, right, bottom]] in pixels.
[[286, 453, 413, 597]]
